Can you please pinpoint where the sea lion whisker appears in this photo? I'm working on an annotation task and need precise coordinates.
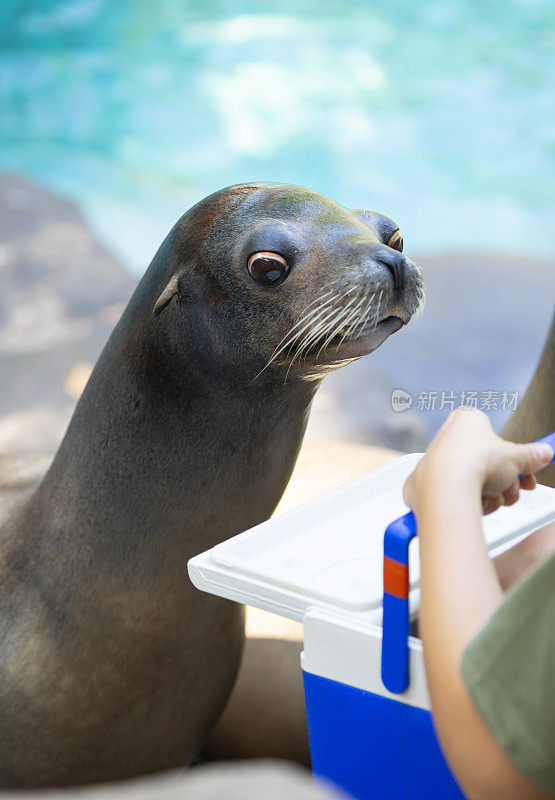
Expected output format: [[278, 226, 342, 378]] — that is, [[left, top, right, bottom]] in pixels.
[[259, 294, 337, 373], [284, 280, 344, 331], [293, 287, 336, 319], [295, 286, 358, 360], [336, 294, 368, 346], [352, 291, 376, 337], [253, 292, 340, 382], [317, 299, 358, 349], [314, 294, 359, 357], [407, 282, 426, 327], [372, 289, 383, 329], [281, 286, 342, 336], [276, 295, 339, 357], [277, 290, 337, 343], [355, 291, 377, 335], [323, 289, 360, 335], [294, 301, 348, 363], [276, 283, 357, 373], [313, 314, 349, 359], [309, 296, 354, 351], [303, 279, 342, 305], [285, 291, 356, 377], [326, 299, 362, 351]]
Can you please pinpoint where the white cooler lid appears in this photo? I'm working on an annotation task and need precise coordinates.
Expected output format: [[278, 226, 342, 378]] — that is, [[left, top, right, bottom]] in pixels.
[[188, 454, 555, 622]]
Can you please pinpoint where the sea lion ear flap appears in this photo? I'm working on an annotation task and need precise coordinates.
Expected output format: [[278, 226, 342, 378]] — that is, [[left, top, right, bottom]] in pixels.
[[153, 273, 185, 316]]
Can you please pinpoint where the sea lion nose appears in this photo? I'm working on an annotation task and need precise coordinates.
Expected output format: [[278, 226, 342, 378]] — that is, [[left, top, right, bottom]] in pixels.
[[370, 246, 405, 291]]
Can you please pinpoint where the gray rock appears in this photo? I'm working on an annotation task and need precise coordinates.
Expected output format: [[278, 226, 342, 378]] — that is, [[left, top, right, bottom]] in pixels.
[[0, 761, 343, 800], [0, 173, 135, 454]]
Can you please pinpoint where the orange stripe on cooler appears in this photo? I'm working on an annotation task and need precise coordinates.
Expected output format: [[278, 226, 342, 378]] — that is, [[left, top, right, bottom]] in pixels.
[[384, 556, 409, 599]]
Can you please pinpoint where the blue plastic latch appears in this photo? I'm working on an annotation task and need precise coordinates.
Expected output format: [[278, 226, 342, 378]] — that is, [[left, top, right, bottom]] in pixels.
[[381, 510, 417, 694]]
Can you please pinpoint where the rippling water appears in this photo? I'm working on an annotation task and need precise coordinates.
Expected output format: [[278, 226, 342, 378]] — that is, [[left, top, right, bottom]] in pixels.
[[1, 0, 554, 273]]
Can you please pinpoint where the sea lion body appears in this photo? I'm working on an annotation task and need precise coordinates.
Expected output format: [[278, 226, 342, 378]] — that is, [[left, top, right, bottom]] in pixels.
[[502, 311, 555, 489], [0, 184, 424, 786]]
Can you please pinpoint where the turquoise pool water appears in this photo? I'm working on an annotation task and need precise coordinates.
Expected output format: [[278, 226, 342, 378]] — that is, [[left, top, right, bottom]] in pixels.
[[1, 0, 554, 273]]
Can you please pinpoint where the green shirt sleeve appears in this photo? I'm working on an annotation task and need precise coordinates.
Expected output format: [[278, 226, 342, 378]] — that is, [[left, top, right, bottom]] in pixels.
[[461, 549, 555, 796]]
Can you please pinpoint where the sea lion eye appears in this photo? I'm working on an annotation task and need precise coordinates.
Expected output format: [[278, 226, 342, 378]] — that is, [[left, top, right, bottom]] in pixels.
[[247, 252, 289, 286], [387, 230, 403, 252]]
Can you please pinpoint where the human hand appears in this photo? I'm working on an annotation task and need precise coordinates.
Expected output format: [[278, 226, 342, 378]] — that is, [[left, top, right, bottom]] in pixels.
[[403, 408, 553, 516]]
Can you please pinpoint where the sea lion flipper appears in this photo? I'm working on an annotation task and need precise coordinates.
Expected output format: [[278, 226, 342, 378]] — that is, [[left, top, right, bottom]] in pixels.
[[153, 274, 185, 316]]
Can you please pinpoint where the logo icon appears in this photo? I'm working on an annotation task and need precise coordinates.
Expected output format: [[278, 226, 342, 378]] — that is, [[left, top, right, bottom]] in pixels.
[[391, 388, 413, 412]]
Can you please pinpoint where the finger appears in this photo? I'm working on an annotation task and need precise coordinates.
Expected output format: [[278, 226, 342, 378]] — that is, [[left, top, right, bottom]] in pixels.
[[403, 477, 415, 509], [502, 482, 520, 507], [519, 474, 537, 491], [483, 494, 503, 515], [514, 441, 554, 477]]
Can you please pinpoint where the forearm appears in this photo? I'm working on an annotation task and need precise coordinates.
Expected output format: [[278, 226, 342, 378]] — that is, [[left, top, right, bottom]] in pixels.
[[493, 521, 555, 591], [418, 469, 503, 653], [416, 467, 549, 800]]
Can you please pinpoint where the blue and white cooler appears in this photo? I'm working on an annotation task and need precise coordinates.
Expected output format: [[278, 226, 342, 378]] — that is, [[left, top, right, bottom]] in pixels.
[[188, 451, 555, 800]]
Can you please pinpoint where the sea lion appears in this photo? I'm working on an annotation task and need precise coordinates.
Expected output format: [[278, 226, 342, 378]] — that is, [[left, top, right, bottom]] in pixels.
[[502, 310, 555, 489], [0, 183, 424, 787]]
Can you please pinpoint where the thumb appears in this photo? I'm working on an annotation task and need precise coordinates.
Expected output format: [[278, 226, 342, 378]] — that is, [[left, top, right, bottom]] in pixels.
[[514, 441, 554, 477]]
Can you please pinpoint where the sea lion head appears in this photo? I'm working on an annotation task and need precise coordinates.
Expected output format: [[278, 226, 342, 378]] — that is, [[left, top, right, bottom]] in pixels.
[[152, 183, 425, 382]]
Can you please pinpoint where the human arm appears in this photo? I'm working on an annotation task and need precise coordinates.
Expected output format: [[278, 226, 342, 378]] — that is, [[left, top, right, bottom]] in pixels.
[[403, 409, 554, 800], [492, 520, 555, 591]]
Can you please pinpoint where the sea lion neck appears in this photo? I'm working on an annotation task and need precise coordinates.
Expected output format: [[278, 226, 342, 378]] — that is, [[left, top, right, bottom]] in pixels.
[[26, 309, 318, 579]]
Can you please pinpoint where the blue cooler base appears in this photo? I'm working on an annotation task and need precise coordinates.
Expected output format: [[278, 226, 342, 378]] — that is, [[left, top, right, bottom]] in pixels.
[[303, 670, 467, 800]]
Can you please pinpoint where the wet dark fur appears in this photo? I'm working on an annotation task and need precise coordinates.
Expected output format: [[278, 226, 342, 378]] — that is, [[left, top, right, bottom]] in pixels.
[[0, 184, 423, 787], [501, 309, 555, 489]]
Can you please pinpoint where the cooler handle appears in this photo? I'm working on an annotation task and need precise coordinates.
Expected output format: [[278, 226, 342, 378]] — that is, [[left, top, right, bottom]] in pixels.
[[381, 432, 555, 695], [381, 510, 417, 694]]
